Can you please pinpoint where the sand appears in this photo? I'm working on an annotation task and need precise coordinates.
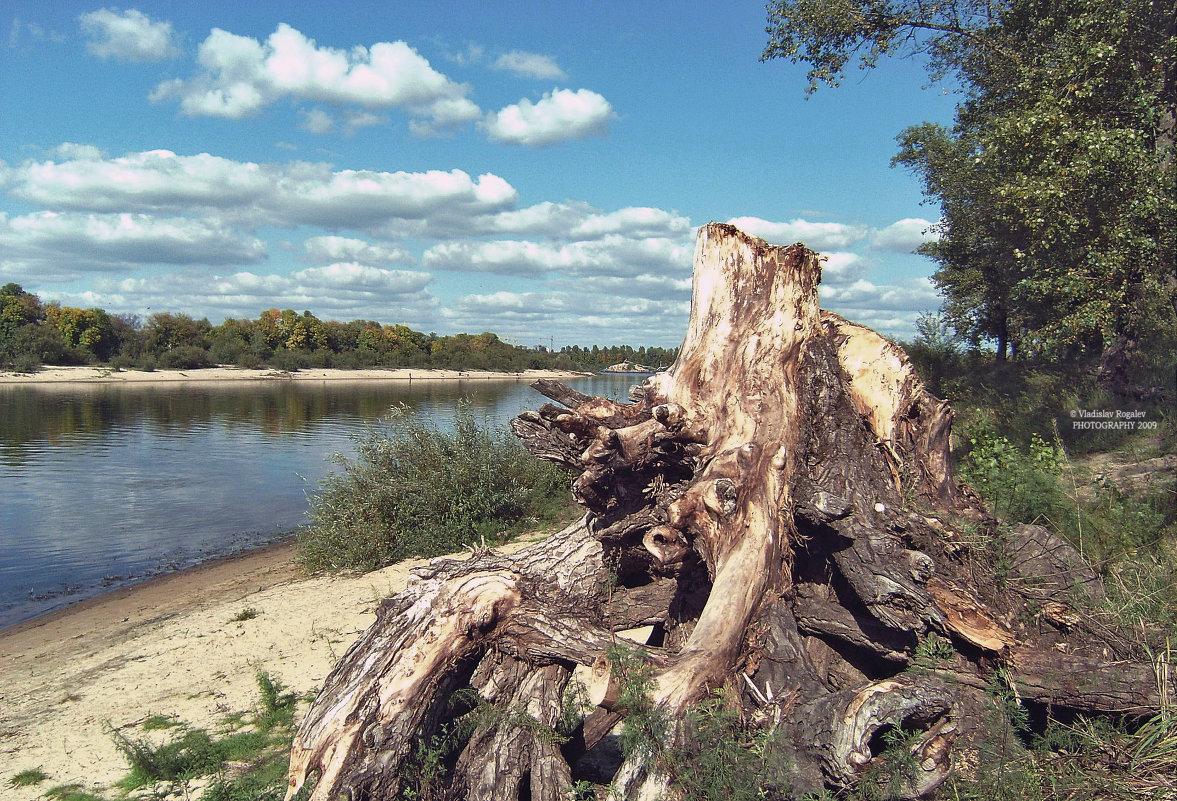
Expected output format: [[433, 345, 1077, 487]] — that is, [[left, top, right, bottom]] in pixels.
[[0, 365, 588, 386], [0, 537, 537, 799]]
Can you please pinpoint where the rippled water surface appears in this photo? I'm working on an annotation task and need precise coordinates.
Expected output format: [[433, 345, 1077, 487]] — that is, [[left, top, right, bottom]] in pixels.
[[0, 374, 637, 628]]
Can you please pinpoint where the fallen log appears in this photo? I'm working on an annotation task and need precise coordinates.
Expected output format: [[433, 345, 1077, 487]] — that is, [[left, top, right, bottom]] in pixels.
[[287, 223, 1172, 801]]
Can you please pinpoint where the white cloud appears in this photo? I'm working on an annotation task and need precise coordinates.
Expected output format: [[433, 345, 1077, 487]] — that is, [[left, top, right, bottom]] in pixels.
[[0, 211, 266, 280], [290, 263, 432, 294], [442, 290, 690, 346], [569, 207, 691, 239], [299, 108, 335, 134], [870, 217, 938, 252], [820, 277, 940, 313], [16, 150, 268, 212], [150, 23, 481, 132], [71, 267, 438, 325], [444, 43, 484, 67], [49, 143, 105, 161], [726, 216, 868, 251], [342, 109, 388, 133], [422, 235, 691, 279], [820, 251, 869, 284], [492, 50, 566, 80], [303, 236, 413, 266], [11, 150, 519, 230], [482, 88, 614, 146], [79, 8, 179, 62]]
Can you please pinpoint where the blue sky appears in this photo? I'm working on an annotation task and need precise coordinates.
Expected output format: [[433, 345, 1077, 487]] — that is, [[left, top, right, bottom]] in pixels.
[[0, 1, 959, 348]]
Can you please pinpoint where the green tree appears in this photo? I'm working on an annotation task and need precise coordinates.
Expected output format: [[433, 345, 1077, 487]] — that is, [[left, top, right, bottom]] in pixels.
[[0, 284, 44, 343], [44, 303, 118, 361], [143, 312, 212, 355], [765, 0, 1177, 389]]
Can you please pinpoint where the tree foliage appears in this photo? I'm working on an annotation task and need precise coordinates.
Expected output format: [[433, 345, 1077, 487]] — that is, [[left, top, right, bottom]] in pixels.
[[765, 0, 1177, 389], [0, 286, 676, 373]]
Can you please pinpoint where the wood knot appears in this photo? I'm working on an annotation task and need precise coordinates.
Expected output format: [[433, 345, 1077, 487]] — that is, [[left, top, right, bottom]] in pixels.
[[642, 525, 691, 565]]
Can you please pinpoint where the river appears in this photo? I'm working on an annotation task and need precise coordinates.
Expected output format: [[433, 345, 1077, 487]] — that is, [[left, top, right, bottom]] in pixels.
[[0, 374, 639, 629]]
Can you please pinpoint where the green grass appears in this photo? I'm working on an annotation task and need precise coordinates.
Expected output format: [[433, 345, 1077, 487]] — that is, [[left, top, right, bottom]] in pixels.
[[297, 402, 575, 572], [42, 786, 107, 801], [109, 671, 300, 798], [231, 607, 260, 622], [140, 713, 180, 731], [8, 768, 48, 787]]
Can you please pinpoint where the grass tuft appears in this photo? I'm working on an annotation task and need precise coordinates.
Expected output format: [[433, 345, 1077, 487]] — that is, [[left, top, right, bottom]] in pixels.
[[9, 768, 48, 787]]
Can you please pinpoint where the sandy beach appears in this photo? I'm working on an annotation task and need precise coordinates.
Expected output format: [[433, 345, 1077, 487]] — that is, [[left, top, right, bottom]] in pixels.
[[0, 536, 540, 799], [0, 365, 588, 386]]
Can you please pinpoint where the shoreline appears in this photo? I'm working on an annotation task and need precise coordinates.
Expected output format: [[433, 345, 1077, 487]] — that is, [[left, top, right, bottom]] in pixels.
[[0, 532, 542, 798], [0, 365, 591, 386]]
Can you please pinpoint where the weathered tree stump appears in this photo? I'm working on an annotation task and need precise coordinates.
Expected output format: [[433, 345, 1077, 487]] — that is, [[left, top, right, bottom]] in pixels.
[[286, 224, 1172, 800]]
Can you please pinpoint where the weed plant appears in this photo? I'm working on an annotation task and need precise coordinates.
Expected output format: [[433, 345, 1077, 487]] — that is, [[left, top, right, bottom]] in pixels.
[[105, 671, 299, 800], [9, 768, 48, 787], [298, 402, 574, 572]]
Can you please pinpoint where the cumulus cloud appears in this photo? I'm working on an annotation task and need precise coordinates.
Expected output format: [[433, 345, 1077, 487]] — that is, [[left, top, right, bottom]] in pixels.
[[0, 211, 266, 280], [10, 150, 518, 230], [870, 217, 938, 252], [303, 235, 413, 266], [79, 8, 179, 63], [150, 23, 480, 131], [820, 251, 869, 284], [482, 88, 614, 146], [49, 142, 105, 161], [442, 290, 690, 347], [726, 216, 868, 251], [299, 108, 335, 134], [72, 266, 437, 325], [422, 234, 690, 279], [492, 50, 566, 80]]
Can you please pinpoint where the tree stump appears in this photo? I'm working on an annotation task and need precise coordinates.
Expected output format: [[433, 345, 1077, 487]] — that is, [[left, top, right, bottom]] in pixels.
[[286, 224, 1172, 800]]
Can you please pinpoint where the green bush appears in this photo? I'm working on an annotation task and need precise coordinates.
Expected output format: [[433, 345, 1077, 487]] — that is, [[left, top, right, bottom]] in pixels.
[[297, 403, 573, 571], [957, 419, 1074, 532], [157, 345, 211, 370]]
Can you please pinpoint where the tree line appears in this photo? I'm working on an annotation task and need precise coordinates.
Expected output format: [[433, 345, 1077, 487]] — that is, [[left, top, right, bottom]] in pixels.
[[0, 283, 677, 374]]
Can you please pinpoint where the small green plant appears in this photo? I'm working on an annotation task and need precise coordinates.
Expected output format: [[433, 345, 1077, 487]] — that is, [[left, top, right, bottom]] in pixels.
[[112, 725, 224, 791], [9, 768, 48, 787], [606, 642, 668, 765], [298, 403, 574, 572], [911, 632, 956, 672], [231, 607, 259, 622], [255, 670, 298, 730], [854, 726, 921, 801], [669, 688, 792, 801], [42, 785, 107, 801], [565, 778, 597, 800], [140, 713, 180, 731], [109, 671, 301, 798]]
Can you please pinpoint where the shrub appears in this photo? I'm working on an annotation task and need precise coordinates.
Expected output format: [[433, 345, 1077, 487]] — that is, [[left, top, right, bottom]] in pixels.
[[957, 418, 1073, 531], [297, 404, 572, 572], [157, 345, 211, 370]]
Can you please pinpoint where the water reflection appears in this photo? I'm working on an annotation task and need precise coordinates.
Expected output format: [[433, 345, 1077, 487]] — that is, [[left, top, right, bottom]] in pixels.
[[0, 374, 640, 628]]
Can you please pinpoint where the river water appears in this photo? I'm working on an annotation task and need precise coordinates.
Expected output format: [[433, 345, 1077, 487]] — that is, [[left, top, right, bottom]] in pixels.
[[0, 374, 639, 629]]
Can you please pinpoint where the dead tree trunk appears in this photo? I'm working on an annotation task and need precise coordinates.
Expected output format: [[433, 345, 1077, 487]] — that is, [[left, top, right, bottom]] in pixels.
[[287, 224, 1172, 801]]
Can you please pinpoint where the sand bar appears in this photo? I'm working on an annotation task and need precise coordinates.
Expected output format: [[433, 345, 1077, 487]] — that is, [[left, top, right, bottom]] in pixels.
[[0, 365, 589, 386], [0, 536, 537, 798]]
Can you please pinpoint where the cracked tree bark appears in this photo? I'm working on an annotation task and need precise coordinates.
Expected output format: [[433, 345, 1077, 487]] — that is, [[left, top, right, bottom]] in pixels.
[[286, 224, 1172, 801]]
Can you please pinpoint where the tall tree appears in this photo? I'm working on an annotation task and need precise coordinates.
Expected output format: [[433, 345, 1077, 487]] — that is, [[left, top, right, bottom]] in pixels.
[[765, 0, 1177, 388]]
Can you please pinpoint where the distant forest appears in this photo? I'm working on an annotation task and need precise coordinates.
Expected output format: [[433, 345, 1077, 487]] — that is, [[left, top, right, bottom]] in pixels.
[[0, 283, 676, 374]]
